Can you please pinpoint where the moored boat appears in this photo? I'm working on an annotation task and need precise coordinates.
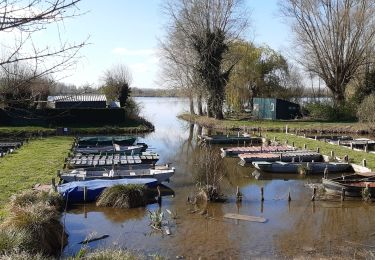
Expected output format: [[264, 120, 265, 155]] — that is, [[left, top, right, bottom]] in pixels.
[[76, 136, 136, 146], [198, 135, 262, 145], [67, 152, 159, 168], [57, 178, 158, 204], [252, 161, 353, 174], [221, 145, 295, 157], [74, 144, 145, 155], [322, 173, 375, 197], [239, 151, 322, 166], [59, 164, 175, 183]]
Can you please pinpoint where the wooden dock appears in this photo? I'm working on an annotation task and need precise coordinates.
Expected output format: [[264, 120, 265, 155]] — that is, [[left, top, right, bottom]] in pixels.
[[198, 135, 262, 145], [221, 145, 295, 157]]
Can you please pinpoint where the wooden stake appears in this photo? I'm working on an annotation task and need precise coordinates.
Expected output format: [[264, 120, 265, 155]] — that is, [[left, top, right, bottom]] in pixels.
[[288, 190, 291, 201], [341, 188, 346, 201], [261, 187, 264, 201], [311, 187, 317, 201], [83, 186, 88, 203], [363, 159, 367, 167], [330, 150, 334, 158], [303, 144, 307, 149], [317, 147, 320, 153]]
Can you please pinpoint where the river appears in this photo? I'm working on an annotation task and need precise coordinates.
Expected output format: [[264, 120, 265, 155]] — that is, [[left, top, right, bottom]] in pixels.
[[62, 97, 375, 259]]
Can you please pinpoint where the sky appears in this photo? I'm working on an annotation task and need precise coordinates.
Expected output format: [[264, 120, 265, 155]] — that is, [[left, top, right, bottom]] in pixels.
[[35, 0, 292, 89]]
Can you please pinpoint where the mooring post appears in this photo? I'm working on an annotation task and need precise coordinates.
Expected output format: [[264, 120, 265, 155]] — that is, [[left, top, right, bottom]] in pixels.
[[350, 142, 353, 150], [303, 133, 306, 138], [288, 190, 292, 202], [83, 186, 88, 203], [51, 178, 57, 192], [341, 188, 346, 201], [157, 185, 162, 206], [303, 144, 307, 149], [363, 159, 367, 167], [315, 136, 317, 140], [311, 187, 317, 201], [365, 144, 369, 153], [330, 150, 334, 159], [317, 147, 320, 153], [344, 155, 349, 162], [285, 125, 288, 134], [236, 186, 242, 202], [261, 187, 264, 201], [338, 140, 341, 146]]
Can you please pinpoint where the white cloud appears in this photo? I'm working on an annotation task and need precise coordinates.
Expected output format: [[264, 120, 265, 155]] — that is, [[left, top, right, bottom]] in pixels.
[[112, 48, 156, 56]]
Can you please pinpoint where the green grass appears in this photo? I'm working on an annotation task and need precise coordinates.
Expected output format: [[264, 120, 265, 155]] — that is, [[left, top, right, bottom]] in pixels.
[[0, 137, 73, 216], [179, 113, 370, 133]]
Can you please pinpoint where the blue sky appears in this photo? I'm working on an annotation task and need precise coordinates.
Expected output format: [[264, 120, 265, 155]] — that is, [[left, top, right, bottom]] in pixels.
[[53, 0, 291, 88]]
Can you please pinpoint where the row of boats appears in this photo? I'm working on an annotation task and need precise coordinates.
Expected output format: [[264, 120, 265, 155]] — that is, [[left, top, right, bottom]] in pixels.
[[211, 134, 374, 198], [57, 136, 175, 203], [0, 141, 23, 157]]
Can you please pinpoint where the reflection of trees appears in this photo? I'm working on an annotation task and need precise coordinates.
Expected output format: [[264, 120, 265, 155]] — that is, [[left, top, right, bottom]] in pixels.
[[274, 203, 375, 257]]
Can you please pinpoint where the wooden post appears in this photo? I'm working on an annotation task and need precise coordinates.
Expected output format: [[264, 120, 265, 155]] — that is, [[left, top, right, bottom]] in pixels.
[[51, 178, 57, 192], [350, 142, 353, 150], [330, 151, 334, 158], [324, 166, 329, 179], [261, 187, 264, 201], [288, 190, 291, 202], [303, 133, 306, 138], [315, 136, 317, 140], [292, 141, 295, 147], [157, 185, 162, 206], [344, 155, 349, 162], [341, 188, 346, 201], [285, 125, 288, 134], [338, 139, 341, 146], [317, 147, 320, 153], [363, 159, 367, 167], [365, 144, 369, 153], [311, 187, 317, 201], [303, 144, 307, 149], [83, 186, 88, 203]]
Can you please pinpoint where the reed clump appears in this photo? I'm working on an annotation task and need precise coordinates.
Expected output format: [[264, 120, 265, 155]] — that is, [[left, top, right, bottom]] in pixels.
[[0, 251, 48, 260], [96, 184, 146, 209], [1, 202, 67, 256], [9, 190, 64, 212], [193, 146, 227, 202]]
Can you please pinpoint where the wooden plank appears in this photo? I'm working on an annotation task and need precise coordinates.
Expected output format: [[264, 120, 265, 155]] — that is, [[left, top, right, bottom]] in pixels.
[[224, 213, 267, 223]]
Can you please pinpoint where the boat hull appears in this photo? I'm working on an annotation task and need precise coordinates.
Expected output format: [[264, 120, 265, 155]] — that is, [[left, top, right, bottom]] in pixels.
[[57, 178, 158, 204]]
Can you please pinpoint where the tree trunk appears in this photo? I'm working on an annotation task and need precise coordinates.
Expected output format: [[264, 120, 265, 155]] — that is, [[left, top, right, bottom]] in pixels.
[[189, 96, 195, 114], [197, 94, 203, 115]]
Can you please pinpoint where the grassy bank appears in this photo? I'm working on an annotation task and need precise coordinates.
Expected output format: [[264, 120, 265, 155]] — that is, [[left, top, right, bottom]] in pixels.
[[0, 137, 73, 216], [180, 114, 375, 170], [179, 113, 372, 134]]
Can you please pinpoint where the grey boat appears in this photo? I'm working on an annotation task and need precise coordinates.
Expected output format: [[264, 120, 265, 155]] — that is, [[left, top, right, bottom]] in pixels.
[[252, 161, 353, 174], [59, 165, 175, 183]]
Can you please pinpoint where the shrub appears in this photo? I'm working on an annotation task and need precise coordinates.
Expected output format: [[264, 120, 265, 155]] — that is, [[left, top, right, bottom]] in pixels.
[[304, 102, 356, 121], [1, 202, 67, 256], [124, 98, 141, 119], [357, 94, 375, 127], [9, 190, 64, 212], [96, 184, 146, 209]]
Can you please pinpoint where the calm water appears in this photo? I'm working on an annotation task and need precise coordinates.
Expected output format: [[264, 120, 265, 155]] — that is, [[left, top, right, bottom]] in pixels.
[[62, 97, 375, 259]]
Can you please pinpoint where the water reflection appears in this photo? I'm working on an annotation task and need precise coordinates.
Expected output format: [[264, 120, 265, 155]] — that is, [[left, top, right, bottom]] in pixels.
[[61, 97, 375, 258]]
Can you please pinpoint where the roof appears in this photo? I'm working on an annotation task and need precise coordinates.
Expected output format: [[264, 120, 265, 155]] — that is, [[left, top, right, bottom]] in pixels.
[[47, 95, 107, 102]]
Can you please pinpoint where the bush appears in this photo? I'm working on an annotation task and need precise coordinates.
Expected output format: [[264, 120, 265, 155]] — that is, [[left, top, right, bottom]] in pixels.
[[304, 102, 356, 121], [96, 184, 146, 209], [1, 202, 67, 256], [124, 98, 141, 119], [357, 94, 375, 127], [9, 190, 64, 212]]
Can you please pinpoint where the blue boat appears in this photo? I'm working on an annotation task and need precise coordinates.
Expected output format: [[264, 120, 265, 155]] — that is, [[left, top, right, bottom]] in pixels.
[[57, 178, 158, 204]]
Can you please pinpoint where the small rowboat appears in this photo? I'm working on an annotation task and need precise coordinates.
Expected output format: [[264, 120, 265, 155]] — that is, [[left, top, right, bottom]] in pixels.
[[239, 151, 322, 166], [77, 136, 136, 146], [198, 135, 262, 145], [322, 173, 375, 197], [252, 161, 353, 174], [221, 145, 295, 157], [59, 165, 175, 183], [74, 144, 145, 155]]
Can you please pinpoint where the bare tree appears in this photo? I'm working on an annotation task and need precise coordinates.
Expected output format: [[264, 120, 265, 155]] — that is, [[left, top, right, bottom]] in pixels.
[[101, 64, 133, 107], [280, 0, 375, 106], [0, 0, 87, 108], [161, 0, 248, 119]]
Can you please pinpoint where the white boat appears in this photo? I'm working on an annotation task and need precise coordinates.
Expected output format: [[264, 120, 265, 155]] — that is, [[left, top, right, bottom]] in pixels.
[[252, 161, 353, 174], [59, 165, 175, 183]]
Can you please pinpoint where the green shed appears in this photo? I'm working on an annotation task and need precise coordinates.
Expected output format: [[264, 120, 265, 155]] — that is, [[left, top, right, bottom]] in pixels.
[[252, 98, 300, 120]]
